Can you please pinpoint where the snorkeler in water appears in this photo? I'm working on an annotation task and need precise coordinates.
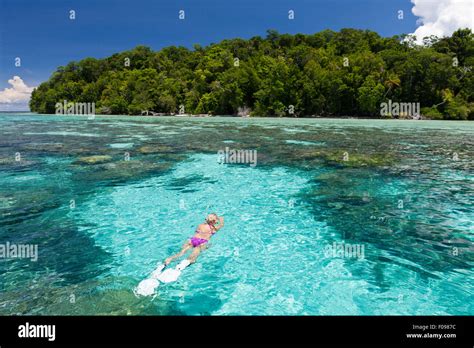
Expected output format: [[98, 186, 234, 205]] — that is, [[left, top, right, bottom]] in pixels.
[[135, 214, 225, 295], [164, 213, 224, 266]]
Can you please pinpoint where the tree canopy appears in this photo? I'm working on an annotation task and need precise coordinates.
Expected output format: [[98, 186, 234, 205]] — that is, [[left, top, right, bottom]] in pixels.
[[30, 28, 474, 119]]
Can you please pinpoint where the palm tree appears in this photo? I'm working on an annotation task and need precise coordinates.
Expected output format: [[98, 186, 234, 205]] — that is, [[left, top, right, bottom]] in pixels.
[[383, 74, 401, 98]]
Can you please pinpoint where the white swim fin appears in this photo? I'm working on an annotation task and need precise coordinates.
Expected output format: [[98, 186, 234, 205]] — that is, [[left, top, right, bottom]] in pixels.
[[157, 268, 180, 283], [150, 263, 166, 279], [177, 259, 191, 271], [134, 263, 166, 297], [134, 278, 159, 297], [157, 260, 191, 283]]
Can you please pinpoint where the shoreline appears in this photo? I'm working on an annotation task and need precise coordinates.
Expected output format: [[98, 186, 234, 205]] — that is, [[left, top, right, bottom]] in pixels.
[[1, 112, 469, 121]]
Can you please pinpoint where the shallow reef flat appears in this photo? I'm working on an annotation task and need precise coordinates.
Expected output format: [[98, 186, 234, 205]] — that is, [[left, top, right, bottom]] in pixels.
[[0, 114, 472, 315]]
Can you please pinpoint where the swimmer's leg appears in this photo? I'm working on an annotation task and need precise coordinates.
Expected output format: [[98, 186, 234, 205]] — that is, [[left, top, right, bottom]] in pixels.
[[187, 244, 205, 264], [165, 241, 192, 266]]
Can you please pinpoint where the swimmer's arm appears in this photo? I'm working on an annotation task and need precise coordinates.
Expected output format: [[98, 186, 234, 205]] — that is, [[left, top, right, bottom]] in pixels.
[[214, 216, 225, 231]]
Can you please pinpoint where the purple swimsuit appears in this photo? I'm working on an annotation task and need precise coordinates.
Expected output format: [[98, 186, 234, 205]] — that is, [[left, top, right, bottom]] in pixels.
[[190, 237, 208, 247], [190, 223, 216, 247]]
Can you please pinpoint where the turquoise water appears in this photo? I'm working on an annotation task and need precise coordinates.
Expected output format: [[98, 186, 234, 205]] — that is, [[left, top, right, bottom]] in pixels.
[[0, 114, 472, 315]]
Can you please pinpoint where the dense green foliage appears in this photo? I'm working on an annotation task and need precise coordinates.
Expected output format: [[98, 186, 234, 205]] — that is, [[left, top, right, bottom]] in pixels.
[[30, 28, 474, 119]]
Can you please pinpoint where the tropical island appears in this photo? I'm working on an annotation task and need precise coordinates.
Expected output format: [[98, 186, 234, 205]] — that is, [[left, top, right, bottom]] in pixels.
[[29, 28, 473, 119]]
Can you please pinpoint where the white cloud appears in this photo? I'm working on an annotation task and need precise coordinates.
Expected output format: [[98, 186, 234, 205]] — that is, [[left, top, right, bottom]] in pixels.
[[410, 0, 474, 43], [0, 76, 36, 106]]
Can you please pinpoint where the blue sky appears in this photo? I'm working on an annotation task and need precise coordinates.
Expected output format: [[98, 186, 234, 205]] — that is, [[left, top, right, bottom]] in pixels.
[[0, 0, 435, 110]]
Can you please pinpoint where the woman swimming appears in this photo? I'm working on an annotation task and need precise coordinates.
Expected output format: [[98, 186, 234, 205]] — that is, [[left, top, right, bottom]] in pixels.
[[164, 213, 224, 266]]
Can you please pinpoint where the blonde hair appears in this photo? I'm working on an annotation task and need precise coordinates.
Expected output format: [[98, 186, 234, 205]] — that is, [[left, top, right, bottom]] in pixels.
[[206, 213, 218, 223]]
